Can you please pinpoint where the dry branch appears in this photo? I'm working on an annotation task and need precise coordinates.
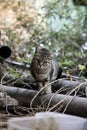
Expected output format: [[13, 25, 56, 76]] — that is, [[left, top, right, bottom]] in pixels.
[[5, 60, 30, 70], [1, 74, 87, 96], [0, 85, 87, 117], [1, 73, 87, 96]]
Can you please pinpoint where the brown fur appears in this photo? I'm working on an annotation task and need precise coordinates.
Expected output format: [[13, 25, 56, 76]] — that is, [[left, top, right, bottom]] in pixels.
[[30, 46, 58, 95]]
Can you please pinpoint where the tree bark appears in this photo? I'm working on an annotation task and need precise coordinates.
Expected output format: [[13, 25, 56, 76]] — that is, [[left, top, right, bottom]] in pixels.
[[52, 80, 87, 96], [1, 73, 87, 96], [0, 85, 87, 117]]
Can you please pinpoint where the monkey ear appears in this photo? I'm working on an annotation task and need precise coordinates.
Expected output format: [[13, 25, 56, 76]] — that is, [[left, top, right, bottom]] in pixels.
[[35, 45, 41, 52]]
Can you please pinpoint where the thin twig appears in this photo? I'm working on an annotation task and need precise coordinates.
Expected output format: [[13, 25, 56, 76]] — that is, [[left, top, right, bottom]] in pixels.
[[30, 78, 69, 113], [63, 87, 80, 113], [48, 82, 87, 111], [46, 87, 65, 111]]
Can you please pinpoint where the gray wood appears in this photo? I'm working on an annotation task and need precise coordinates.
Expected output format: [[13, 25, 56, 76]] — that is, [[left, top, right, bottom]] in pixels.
[[0, 85, 87, 117]]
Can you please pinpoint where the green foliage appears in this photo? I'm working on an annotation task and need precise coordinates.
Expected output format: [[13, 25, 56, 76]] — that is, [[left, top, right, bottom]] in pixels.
[[35, 0, 87, 72], [8, 66, 22, 78], [0, 0, 87, 75]]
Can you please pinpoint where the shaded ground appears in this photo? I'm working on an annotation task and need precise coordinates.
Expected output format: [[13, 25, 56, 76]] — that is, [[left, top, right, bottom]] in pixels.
[[0, 108, 20, 130], [0, 110, 14, 130], [0, 106, 32, 130], [0, 113, 12, 130]]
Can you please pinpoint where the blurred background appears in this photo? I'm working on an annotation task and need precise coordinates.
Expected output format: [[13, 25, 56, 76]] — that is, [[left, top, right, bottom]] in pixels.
[[0, 0, 87, 76]]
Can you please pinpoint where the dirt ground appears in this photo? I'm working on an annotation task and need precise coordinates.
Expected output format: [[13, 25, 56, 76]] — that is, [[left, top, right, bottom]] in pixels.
[[0, 106, 32, 130], [0, 108, 18, 130], [0, 113, 12, 130]]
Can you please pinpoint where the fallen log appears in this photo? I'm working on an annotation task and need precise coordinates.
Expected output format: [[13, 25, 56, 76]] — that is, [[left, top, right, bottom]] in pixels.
[[1, 75, 36, 89], [1, 75, 87, 96], [0, 85, 87, 117], [52, 80, 87, 96], [1, 72, 87, 96]]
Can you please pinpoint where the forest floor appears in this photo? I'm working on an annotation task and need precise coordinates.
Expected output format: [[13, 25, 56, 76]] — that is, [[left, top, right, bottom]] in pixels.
[[0, 106, 32, 130], [0, 109, 14, 130]]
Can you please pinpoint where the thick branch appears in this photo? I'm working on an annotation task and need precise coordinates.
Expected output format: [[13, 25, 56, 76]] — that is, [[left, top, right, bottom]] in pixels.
[[0, 85, 87, 117], [52, 80, 87, 95], [5, 60, 30, 70], [1, 75, 87, 96]]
